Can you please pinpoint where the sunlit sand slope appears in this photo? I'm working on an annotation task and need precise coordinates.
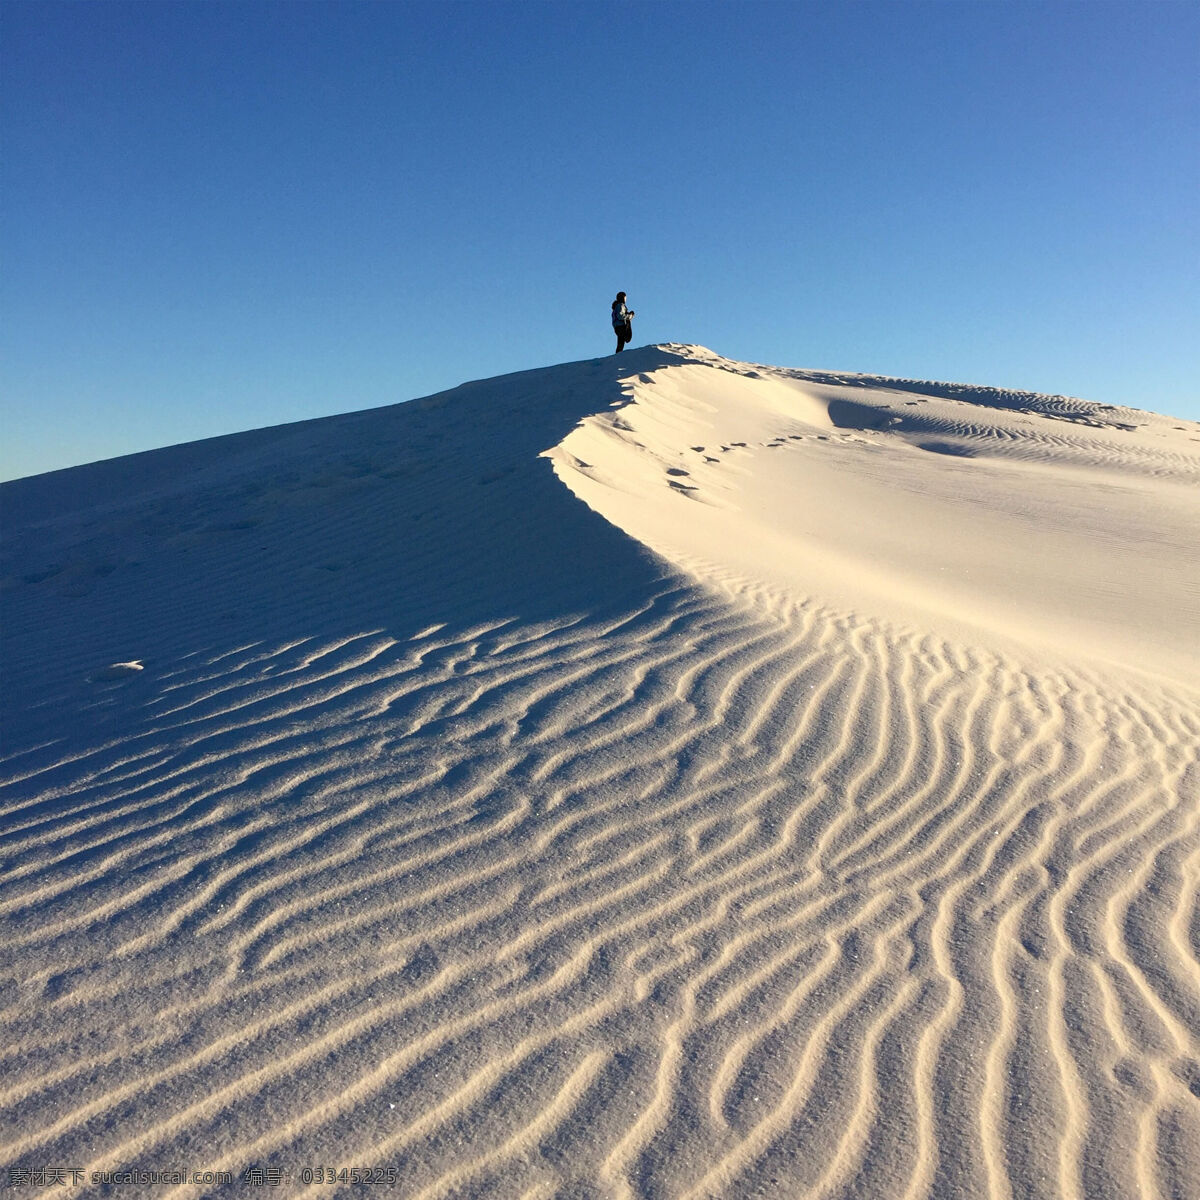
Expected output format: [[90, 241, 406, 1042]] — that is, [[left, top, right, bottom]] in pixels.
[[547, 347, 1200, 684], [2, 345, 1198, 1197]]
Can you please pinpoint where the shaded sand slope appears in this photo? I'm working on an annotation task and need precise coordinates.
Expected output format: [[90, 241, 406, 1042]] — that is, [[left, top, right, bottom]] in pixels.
[[1, 348, 689, 753], [2, 346, 1198, 1198]]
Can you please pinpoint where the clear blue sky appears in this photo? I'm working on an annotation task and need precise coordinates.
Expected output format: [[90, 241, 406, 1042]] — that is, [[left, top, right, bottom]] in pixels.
[[3, 0, 1197, 480]]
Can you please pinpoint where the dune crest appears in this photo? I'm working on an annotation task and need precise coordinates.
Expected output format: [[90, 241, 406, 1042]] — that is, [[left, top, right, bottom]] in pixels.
[[2, 346, 1197, 1196]]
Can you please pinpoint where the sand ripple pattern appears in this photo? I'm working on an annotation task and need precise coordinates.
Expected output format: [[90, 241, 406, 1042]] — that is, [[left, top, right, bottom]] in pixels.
[[3, 585, 1197, 1198]]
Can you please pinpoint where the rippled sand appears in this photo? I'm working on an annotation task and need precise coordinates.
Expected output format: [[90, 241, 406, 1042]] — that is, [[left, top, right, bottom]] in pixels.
[[3, 345, 1198, 1197]]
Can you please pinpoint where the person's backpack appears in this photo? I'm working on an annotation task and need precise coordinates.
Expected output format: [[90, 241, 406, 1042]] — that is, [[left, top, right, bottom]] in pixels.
[[612, 302, 624, 330]]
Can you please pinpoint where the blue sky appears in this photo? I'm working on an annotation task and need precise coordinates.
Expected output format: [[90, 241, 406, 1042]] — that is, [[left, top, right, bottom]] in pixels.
[[3, 0, 1197, 480]]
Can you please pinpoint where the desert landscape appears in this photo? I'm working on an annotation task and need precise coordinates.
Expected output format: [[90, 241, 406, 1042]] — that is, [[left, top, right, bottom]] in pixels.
[[2, 343, 1198, 1197]]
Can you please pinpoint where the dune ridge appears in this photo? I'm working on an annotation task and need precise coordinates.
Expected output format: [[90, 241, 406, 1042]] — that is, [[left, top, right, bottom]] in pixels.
[[2, 345, 1198, 1197]]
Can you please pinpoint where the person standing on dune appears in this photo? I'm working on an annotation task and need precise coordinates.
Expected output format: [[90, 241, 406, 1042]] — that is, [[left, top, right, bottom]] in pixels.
[[612, 292, 634, 353]]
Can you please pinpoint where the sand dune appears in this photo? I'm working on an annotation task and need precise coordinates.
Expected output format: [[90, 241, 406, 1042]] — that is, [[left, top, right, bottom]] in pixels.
[[2, 345, 1198, 1197]]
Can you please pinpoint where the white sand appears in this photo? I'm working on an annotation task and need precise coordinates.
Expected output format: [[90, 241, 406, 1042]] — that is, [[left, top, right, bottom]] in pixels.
[[2, 344, 1198, 1197]]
